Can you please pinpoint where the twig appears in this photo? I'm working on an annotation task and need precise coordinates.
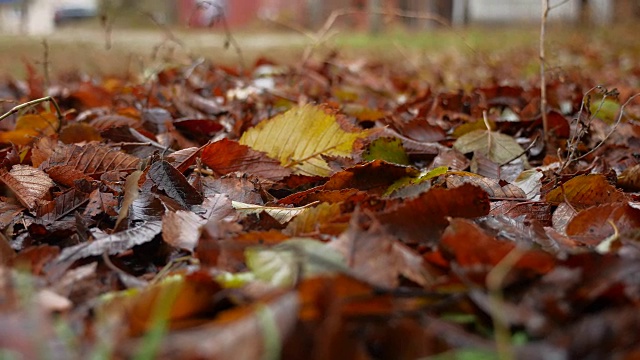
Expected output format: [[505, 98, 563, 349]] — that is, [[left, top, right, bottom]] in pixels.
[[0, 96, 63, 125], [540, 0, 550, 145], [41, 39, 51, 92], [500, 135, 540, 166], [289, 7, 475, 67], [571, 92, 640, 162], [192, 1, 245, 72]]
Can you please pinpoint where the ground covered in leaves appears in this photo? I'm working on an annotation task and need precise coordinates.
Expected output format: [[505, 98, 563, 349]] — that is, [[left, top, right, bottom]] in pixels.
[[1, 33, 640, 359]]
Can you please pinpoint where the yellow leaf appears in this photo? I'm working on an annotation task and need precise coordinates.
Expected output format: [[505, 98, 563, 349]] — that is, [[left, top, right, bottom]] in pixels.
[[232, 201, 317, 224], [0, 112, 59, 146], [239, 105, 371, 176]]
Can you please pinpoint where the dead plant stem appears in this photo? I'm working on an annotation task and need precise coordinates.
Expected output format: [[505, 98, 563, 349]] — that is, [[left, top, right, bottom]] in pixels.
[[540, 0, 550, 144]]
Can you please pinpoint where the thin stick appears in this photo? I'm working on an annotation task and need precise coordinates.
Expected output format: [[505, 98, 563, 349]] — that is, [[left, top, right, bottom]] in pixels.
[[540, 0, 550, 144], [0, 96, 63, 125]]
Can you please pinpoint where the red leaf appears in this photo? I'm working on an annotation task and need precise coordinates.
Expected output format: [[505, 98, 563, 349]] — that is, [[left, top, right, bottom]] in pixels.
[[440, 218, 555, 275], [201, 139, 292, 180]]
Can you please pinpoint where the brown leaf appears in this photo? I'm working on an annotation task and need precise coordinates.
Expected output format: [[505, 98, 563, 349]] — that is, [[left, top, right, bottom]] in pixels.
[[329, 210, 428, 288], [163, 194, 236, 252], [323, 160, 420, 194], [45, 165, 95, 188], [545, 174, 627, 209], [0, 165, 54, 209], [447, 173, 526, 199], [0, 201, 25, 228], [566, 202, 640, 245], [36, 188, 89, 224], [163, 211, 205, 252], [378, 183, 490, 244], [618, 164, 640, 191], [84, 189, 118, 217], [148, 161, 203, 209], [201, 139, 292, 180], [55, 221, 162, 264], [40, 142, 140, 176], [165, 146, 200, 173], [58, 123, 102, 144], [440, 218, 555, 276]]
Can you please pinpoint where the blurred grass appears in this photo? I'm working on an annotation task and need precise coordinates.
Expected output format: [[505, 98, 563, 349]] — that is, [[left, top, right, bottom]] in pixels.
[[0, 20, 638, 81]]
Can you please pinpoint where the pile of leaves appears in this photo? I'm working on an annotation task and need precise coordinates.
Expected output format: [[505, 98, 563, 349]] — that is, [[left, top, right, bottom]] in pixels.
[[1, 48, 640, 359]]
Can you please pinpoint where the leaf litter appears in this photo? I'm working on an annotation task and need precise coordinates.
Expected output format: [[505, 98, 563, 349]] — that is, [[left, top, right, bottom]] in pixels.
[[0, 31, 639, 360]]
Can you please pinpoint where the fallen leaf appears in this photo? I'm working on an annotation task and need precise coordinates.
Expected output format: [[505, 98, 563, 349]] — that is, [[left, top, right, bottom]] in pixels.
[[232, 201, 316, 224], [0, 112, 59, 146], [246, 238, 347, 286], [453, 129, 528, 166], [329, 210, 428, 288], [55, 221, 162, 264], [148, 160, 203, 209], [545, 174, 627, 209], [239, 104, 371, 176], [440, 218, 555, 277], [0, 165, 54, 209], [377, 183, 490, 244], [201, 138, 292, 180]]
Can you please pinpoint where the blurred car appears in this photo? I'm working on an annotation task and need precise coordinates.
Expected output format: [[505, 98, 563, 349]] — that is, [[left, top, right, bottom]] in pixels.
[[54, 5, 98, 25]]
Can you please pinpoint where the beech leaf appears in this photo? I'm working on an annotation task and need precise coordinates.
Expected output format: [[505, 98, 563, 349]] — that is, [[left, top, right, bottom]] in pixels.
[[39, 142, 140, 176], [55, 221, 162, 264], [453, 129, 527, 166], [0, 165, 54, 209], [148, 160, 203, 208], [239, 104, 371, 176], [201, 138, 292, 180], [232, 201, 316, 224], [246, 238, 347, 287]]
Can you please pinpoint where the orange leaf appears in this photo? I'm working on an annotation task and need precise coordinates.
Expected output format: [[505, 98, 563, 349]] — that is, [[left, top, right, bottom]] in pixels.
[[440, 218, 555, 275], [0, 112, 59, 146], [545, 174, 627, 209]]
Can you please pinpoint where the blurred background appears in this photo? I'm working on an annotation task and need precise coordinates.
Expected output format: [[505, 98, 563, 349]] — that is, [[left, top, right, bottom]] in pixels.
[[0, 0, 637, 35], [0, 0, 638, 78]]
